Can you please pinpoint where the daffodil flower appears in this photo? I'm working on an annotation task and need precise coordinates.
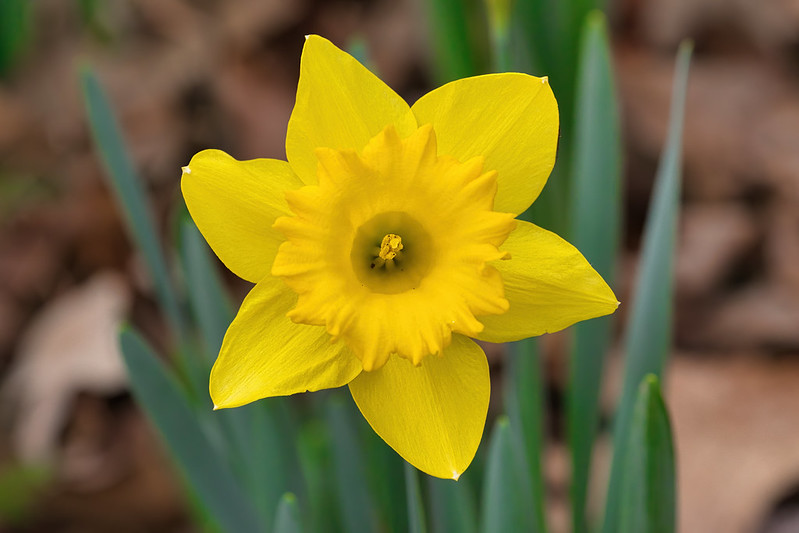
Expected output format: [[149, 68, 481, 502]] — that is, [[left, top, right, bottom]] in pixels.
[[181, 35, 617, 480]]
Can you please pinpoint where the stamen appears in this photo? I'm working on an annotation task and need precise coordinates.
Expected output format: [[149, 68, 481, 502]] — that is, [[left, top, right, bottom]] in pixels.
[[379, 234, 403, 260], [371, 233, 403, 269]]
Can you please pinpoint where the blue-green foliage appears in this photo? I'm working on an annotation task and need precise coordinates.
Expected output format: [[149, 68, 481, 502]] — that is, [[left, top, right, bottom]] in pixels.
[[618, 376, 676, 533], [566, 12, 622, 533], [602, 41, 691, 533]]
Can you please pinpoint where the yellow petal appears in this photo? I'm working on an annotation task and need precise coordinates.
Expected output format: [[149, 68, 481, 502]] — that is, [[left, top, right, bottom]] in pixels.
[[210, 276, 362, 409], [285, 35, 417, 185], [348, 334, 489, 479], [411, 73, 559, 215], [182, 150, 303, 283], [477, 220, 618, 343]]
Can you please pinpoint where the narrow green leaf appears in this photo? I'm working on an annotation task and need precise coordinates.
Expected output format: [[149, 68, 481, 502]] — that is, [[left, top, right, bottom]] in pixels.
[[82, 72, 207, 405], [570, 9, 621, 294], [119, 327, 264, 533], [512, 1, 604, 236], [363, 427, 408, 533], [178, 217, 232, 362], [618, 375, 676, 533], [0, 0, 31, 77], [504, 340, 547, 533], [510, 0, 579, 136], [509, 0, 552, 74], [297, 419, 338, 533], [174, 215, 230, 405], [214, 400, 303, 529], [178, 214, 301, 523], [405, 462, 428, 533], [521, 161, 572, 239], [559, 3, 601, 129], [423, 0, 480, 82], [602, 41, 692, 533], [274, 493, 303, 533], [326, 395, 380, 533], [566, 12, 621, 533], [480, 416, 536, 533], [80, 68, 185, 339], [484, 0, 513, 73], [428, 476, 478, 533]]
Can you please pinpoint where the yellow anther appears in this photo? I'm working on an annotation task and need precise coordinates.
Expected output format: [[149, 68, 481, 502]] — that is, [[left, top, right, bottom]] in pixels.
[[371, 234, 404, 269], [379, 234, 403, 261]]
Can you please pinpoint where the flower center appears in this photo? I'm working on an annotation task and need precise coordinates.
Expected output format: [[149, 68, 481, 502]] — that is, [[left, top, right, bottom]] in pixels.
[[372, 233, 403, 269], [350, 211, 433, 295]]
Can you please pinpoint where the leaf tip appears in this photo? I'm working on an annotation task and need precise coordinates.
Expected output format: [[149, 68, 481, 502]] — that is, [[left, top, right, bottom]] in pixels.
[[678, 39, 695, 55], [643, 374, 659, 388], [586, 9, 607, 30]]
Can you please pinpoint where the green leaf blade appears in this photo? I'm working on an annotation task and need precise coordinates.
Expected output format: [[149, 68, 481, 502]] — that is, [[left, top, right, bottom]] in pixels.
[[178, 216, 302, 524], [602, 41, 692, 533], [0, 0, 32, 77], [326, 395, 380, 533], [405, 462, 428, 533], [428, 476, 478, 533], [424, 0, 481, 83], [480, 416, 538, 533], [569, 10, 621, 285], [566, 12, 622, 533], [178, 218, 233, 361], [618, 375, 676, 533], [274, 493, 303, 533], [504, 340, 548, 533], [296, 419, 338, 533], [119, 328, 264, 533], [362, 426, 408, 533], [80, 68, 185, 339]]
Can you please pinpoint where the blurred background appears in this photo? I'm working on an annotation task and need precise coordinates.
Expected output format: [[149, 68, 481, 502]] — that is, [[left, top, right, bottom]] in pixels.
[[1, 0, 798, 532]]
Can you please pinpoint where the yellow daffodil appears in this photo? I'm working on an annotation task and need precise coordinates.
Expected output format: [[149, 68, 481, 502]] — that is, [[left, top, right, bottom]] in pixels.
[[181, 35, 617, 480]]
